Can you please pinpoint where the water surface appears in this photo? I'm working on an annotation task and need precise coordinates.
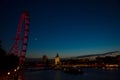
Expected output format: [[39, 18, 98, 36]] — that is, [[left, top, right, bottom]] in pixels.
[[22, 68, 120, 80]]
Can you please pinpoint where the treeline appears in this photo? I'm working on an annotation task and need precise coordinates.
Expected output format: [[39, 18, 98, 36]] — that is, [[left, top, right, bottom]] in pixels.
[[0, 44, 19, 74]]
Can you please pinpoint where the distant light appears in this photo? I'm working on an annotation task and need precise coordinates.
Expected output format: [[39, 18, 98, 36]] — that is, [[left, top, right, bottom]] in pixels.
[[17, 66, 20, 70], [8, 72, 10, 75], [34, 38, 38, 40], [14, 69, 17, 72]]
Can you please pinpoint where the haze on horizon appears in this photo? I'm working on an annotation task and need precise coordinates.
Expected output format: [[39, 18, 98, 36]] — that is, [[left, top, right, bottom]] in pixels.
[[0, 0, 120, 58]]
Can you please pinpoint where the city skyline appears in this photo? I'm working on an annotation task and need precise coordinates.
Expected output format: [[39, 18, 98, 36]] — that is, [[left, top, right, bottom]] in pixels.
[[1, 0, 120, 58]]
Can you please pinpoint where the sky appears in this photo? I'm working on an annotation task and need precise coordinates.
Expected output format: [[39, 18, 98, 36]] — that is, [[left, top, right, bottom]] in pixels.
[[0, 0, 120, 58]]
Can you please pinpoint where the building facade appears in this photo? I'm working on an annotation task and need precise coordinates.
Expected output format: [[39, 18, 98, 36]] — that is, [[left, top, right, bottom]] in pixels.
[[55, 53, 60, 65]]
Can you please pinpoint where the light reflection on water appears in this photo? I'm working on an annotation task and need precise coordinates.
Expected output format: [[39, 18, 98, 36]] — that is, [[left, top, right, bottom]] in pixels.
[[19, 68, 120, 80], [54, 71, 61, 80]]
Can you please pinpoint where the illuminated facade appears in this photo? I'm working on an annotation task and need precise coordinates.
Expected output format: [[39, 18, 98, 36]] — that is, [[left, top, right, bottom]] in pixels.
[[55, 53, 60, 65]]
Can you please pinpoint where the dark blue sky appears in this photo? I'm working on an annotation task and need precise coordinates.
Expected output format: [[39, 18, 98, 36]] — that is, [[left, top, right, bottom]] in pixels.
[[0, 0, 120, 58]]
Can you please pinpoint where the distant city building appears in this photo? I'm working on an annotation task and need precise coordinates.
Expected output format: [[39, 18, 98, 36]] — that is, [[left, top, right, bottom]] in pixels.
[[55, 53, 60, 65], [42, 55, 48, 66]]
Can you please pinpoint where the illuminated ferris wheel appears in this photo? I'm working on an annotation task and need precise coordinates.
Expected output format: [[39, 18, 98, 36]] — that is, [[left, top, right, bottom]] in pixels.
[[8, 11, 30, 65]]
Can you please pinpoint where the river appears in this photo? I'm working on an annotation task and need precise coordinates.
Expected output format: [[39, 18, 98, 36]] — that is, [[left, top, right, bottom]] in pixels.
[[20, 68, 120, 80]]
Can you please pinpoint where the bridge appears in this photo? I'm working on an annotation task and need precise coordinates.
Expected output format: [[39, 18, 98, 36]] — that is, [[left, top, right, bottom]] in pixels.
[[0, 11, 30, 80]]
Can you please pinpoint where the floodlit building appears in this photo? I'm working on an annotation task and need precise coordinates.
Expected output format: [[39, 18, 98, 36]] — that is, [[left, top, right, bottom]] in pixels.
[[55, 53, 60, 65]]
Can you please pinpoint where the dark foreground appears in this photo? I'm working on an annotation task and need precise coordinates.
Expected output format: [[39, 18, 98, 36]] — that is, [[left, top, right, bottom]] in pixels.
[[21, 68, 120, 80]]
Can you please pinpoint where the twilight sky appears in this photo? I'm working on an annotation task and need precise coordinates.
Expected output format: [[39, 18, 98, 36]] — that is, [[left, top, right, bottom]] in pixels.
[[0, 0, 120, 58]]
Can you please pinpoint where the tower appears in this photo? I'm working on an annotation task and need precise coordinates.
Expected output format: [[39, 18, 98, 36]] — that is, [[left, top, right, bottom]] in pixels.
[[42, 55, 48, 67], [55, 53, 60, 65]]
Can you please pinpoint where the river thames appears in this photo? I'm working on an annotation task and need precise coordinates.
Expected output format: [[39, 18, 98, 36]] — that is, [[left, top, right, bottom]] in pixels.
[[19, 68, 120, 80]]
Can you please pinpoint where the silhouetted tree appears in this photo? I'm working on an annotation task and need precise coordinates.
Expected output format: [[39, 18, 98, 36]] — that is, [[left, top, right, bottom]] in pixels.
[[0, 41, 7, 74], [104, 56, 113, 64], [0, 40, 1, 48], [7, 53, 19, 69], [0, 40, 19, 73]]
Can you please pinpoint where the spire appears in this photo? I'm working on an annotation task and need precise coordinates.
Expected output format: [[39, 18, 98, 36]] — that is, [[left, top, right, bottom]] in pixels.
[[56, 53, 59, 57]]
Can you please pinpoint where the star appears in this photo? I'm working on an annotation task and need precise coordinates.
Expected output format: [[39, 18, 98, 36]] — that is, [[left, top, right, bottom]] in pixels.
[[34, 38, 38, 41]]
